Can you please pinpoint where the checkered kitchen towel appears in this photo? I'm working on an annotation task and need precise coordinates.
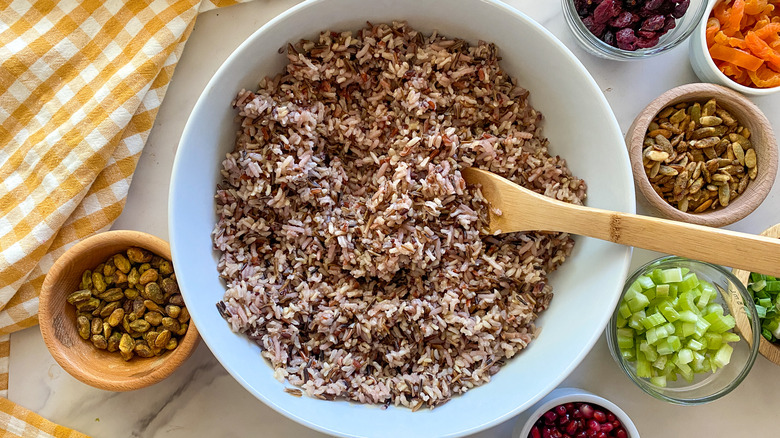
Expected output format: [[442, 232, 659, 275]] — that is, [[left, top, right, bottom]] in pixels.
[[0, 0, 253, 434]]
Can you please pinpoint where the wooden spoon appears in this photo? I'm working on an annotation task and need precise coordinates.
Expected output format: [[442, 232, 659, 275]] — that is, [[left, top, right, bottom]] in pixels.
[[462, 167, 780, 278]]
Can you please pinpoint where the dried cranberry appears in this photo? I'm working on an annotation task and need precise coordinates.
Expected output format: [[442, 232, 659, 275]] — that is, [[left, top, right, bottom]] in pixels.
[[637, 29, 657, 39], [603, 30, 617, 47], [643, 0, 664, 10], [663, 15, 677, 32], [673, 0, 690, 18], [636, 34, 660, 48], [641, 14, 666, 31], [582, 16, 607, 38], [593, 0, 622, 24], [608, 11, 636, 27], [622, 0, 640, 9]]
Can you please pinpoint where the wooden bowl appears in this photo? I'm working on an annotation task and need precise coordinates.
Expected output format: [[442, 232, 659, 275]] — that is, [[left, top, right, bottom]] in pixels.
[[627, 83, 777, 227], [732, 223, 780, 365], [39, 230, 200, 391]]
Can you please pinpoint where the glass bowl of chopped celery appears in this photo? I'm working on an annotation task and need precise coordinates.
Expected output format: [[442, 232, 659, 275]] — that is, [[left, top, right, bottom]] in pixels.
[[606, 256, 760, 405]]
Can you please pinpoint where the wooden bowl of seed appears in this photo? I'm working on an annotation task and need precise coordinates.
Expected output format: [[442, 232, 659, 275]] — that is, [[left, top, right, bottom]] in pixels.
[[627, 83, 777, 227], [39, 230, 200, 391], [732, 223, 780, 366]]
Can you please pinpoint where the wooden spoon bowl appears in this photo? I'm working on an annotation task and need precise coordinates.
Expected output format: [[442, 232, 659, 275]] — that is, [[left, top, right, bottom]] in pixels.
[[39, 230, 200, 391], [627, 83, 778, 227], [732, 223, 780, 365]]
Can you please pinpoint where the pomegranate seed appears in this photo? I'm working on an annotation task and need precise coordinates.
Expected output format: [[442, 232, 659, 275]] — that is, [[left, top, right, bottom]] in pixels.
[[565, 420, 579, 435], [580, 404, 594, 419], [606, 413, 616, 423], [558, 414, 570, 426], [556, 405, 568, 416], [615, 428, 627, 438], [575, 432, 587, 438], [543, 428, 554, 438], [593, 411, 606, 423], [588, 420, 600, 431], [612, 420, 621, 429], [565, 403, 575, 411], [530, 426, 542, 438], [572, 409, 582, 419], [544, 411, 558, 425], [551, 429, 563, 438], [596, 432, 607, 438], [600, 423, 613, 433], [586, 430, 598, 438]]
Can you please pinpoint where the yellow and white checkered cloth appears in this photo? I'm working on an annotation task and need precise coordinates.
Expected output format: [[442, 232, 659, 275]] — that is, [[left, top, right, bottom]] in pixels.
[[0, 0, 253, 435]]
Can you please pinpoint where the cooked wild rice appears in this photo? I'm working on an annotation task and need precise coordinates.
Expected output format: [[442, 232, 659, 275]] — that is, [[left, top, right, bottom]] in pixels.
[[213, 21, 586, 410]]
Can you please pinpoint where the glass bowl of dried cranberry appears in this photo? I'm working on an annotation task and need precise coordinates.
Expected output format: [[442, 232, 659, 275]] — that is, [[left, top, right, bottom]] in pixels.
[[512, 388, 640, 438], [562, 0, 709, 60]]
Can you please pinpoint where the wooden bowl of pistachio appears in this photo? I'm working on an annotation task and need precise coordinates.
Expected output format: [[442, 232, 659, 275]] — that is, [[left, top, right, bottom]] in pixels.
[[39, 230, 199, 391], [627, 83, 778, 227]]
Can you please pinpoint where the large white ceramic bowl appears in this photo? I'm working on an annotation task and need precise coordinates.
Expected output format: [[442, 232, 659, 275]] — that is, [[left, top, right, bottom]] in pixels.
[[169, 0, 635, 436]]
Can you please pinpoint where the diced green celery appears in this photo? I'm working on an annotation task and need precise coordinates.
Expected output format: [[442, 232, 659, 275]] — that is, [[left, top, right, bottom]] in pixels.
[[763, 328, 774, 342], [618, 302, 632, 318], [646, 327, 659, 345], [637, 357, 653, 378], [691, 351, 707, 372], [667, 335, 681, 351], [705, 303, 723, 316], [704, 333, 723, 350], [667, 371, 678, 382], [655, 284, 670, 298], [721, 332, 740, 343], [625, 281, 643, 301], [637, 275, 655, 290], [652, 355, 668, 370], [628, 310, 646, 331], [704, 312, 735, 333], [645, 287, 657, 301], [694, 317, 711, 337], [617, 328, 634, 349], [621, 348, 636, 361], [681, 268, 690, 276], [641, 312, 666, 329], [652, 268, 665, 284], [656, 338, 674, 355], [660, 268, 683, 283], [617, 313, 627, 328], [696, 282, 715, 309], [757, 305, 768, 319], [681, 322, 696, 338], [662, 322, 675, 336], [678, 292, 698, 313], [628, 293, 650, 313], [650, 375, 667, 387], [659, 301, 680, 322], [677, 310, 698, 323], [712, 344, 734, 369], [676, 360, 692, 375], [678, 273, 700, 293], [752, 279, 767, 292], [676, 348, 693, 365], [669, 284, 678, 298], [687, 339, 705, 351], [640, 340, 659, 361]]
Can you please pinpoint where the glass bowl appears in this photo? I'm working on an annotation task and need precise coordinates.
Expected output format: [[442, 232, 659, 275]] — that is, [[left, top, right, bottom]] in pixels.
[[561, 0, 710, 60], [606, 256, 760, 405]]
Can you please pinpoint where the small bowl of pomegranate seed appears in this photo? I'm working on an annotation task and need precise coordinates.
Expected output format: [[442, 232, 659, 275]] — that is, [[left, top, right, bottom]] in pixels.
[[512, 387, 640, 438], [561, 0, 709, 60]]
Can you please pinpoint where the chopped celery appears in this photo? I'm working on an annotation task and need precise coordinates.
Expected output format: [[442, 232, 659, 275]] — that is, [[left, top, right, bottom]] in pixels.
[[637, 275, 655, 290], [766, 281, 780, 292], [617, 264, 744, 387], [712, 344, 734, 369]]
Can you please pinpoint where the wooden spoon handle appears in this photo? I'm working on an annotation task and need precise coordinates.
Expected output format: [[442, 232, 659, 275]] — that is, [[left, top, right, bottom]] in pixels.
[[553, 203, 780, 277]]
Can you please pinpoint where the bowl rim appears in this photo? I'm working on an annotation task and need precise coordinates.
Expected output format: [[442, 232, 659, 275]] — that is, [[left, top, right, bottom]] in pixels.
[[169, 0, 635, 436], [561, 0, 709, 60], [732, 223, 780, 365], [512, 387, 641, 438], [606, 255, 761, 405], [626, 82, 778, 227], [39, 229, 200, 391], [693, 0, 780, 96]]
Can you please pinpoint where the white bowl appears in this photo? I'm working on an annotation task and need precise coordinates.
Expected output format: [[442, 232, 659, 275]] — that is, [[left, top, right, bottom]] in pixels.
[[690, 0, 780, 96], [512, 388, 641, 438], [168, 0, 635, 436]]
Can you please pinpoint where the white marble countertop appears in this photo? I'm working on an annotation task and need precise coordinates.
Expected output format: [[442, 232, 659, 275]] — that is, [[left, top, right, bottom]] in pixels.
[[10, 1, 780, 437]]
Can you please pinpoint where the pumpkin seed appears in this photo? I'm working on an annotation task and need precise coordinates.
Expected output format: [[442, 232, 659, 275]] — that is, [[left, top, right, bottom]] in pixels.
[[699, 116, 722, 127], [745, 148, 757, 169]]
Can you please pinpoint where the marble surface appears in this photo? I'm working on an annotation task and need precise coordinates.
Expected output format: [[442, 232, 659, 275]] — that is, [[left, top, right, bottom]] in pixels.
[[10, 1, 780, 437]]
